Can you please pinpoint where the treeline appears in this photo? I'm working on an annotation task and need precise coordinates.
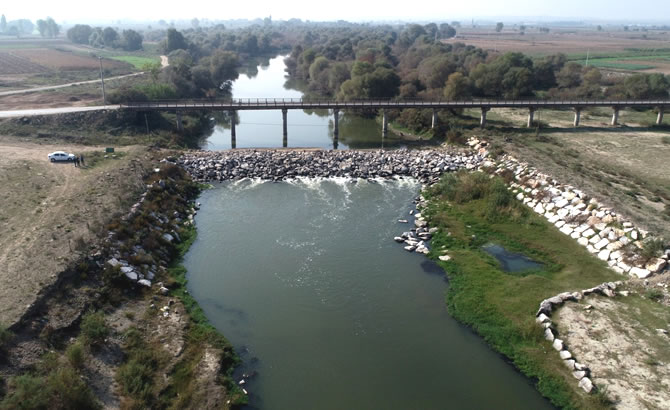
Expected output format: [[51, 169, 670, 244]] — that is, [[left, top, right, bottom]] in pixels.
[[283, 22, 670, 103], [0, 14, 58, 37], [67, 24, 143, 51]]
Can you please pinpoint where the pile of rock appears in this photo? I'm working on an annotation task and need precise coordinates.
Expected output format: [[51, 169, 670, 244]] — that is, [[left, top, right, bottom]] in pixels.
[[536, 281, 623, 394], [493, 155, 668, 279], [102, 178, 200, 289], [175, 149, 483, 184]]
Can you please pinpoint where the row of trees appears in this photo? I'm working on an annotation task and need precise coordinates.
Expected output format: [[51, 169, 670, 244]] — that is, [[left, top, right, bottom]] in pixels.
[[66, 24, 143, 51], [0, 14, 36, 37]]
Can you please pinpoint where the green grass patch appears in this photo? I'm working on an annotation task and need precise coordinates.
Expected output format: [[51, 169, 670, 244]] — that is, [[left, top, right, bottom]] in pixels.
[[109, 56, 160, 70], [425, 171, 619, 409]]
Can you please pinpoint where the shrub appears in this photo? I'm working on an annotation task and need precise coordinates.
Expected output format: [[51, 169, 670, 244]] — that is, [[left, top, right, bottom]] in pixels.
[[640, 238, 665, 262], [80, 311, 109, 346], [47, 367, 100, 409], [645, 288, 664, 302], [0, 375, 50, 410], [0, 324, 12, 352], [66, 342, 86, 369], [446, 129, 466, 145]]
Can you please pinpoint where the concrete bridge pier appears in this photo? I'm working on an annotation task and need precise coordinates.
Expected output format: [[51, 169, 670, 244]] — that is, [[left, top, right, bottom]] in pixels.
[[282, 109, 288, 147], [431, 109, 438, 129], [611, 107, 620, 126], [229, 111, 236, 149], [573, 108, 582, 127], [382, 110, 388, 136], [176, 111, 183, 132], [333, 109, 339, 137], [657, 107, 664, 125], [527, 108, 535, 128], [333, 109, 339, 149], [480, 107, 490, 128]]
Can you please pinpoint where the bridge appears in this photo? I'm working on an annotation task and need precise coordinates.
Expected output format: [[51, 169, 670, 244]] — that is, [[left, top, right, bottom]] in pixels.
[[121, 98, 669, 145]]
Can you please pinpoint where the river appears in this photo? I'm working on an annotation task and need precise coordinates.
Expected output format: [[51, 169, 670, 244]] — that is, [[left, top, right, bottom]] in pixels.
[[202, 55, 408, 150], [183, 179, 553, 409]]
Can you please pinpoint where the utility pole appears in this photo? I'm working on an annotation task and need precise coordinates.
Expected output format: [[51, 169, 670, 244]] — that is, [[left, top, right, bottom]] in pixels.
[[99, 57, 106, 105]]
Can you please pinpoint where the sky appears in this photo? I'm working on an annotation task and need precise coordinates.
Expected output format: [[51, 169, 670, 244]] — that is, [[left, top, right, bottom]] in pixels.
[[1, 0, 669, 23]]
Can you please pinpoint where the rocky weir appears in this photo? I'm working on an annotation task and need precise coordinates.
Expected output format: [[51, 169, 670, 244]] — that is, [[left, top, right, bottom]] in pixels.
[[173, 149, 484, 184]]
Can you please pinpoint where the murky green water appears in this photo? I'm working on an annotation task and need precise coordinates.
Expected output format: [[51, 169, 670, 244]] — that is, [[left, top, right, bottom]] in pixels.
[[184, 180, 553, 409], [483, 243, 544, 273], [202, 55, 408, 150]]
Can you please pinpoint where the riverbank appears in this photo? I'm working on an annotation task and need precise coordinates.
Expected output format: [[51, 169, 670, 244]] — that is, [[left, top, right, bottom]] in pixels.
[[421, 171, 620, 409], [0, 160, 244, 408]]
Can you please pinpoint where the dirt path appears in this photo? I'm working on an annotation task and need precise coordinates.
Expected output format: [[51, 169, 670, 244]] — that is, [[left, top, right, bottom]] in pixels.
[[0, 73, 144, 97], [0, 105, 119, 118], [0, 137, 147, 326]]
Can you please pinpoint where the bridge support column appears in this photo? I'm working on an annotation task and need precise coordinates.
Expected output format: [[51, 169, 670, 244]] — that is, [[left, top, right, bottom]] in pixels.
[[431, 109, 438, 129], [573, 108, 582, 127], [480, 107, 489, 128], [282, 109, 288, 148], [382, 110, 388, 136], [611, 107, 619, 126], [527, 108, 535, 128], [229, 111, 236, 149], [333, 109, 339, 149], [657, 107, 664, 125], [176, 111, 183, 132]]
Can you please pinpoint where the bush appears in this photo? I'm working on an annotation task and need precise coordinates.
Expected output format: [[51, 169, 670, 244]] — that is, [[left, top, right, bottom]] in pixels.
[[0, 375, 50, 410], [0, 325, 12, 352], [66, 342, 86, 369], [80, 311, 109, 346], [47, 367, 100, 409], [640, 238, 665, 262]]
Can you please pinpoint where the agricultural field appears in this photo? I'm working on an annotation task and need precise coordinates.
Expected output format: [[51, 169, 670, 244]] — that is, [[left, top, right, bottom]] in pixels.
[[11, 49, 130, 71], [446, 27, 670, 73], [108, 55, 160, 69], [0, 38, 141, 90]]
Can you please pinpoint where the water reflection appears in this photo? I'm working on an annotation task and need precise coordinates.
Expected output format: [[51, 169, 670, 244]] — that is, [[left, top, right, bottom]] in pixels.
[[202, 55, 406, 150]]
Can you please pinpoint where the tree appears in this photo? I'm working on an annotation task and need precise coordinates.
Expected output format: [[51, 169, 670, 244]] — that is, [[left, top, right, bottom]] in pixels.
[[556, 62, 582, 88], [46, 17, 59, 37], [1, 15, 7, 33], [596, 25, 603, 31], [495, 22, 504, 33], [444, 72, 471, 100], [67, 24, 93, 44], [36, 19, 47, 37], [102, 27, 118, 47], [166, 28, 188, 53], [438, 23, 456, 39], [121, 29, 142, 51], [623, 25, 629, 31]]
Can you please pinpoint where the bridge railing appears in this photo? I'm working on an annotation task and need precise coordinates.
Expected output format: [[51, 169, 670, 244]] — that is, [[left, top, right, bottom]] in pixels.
[[119, 98, 670, 109]]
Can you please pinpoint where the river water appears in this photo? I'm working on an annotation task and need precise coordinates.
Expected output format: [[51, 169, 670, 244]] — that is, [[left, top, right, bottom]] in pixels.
[[202, 55, 407, 150], [184, 179, 553, 409]]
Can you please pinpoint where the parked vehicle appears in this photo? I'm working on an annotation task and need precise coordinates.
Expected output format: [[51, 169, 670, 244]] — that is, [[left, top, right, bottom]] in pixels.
[[48, 151, 76, 162]]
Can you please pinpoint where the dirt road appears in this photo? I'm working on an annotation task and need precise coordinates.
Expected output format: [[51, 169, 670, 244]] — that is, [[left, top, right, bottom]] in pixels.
[[0, 105, 119, 118], [0, 73, 144, 97], [0, 137, 148, 326]]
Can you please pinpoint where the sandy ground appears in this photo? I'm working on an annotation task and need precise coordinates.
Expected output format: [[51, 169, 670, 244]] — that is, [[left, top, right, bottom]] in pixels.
[[0, 137, 147, 326], [555, 284, 670, 409]]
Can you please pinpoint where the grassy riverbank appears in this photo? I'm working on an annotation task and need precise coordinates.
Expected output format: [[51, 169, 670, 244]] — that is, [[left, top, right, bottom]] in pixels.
[[425, 172, 619, 409]]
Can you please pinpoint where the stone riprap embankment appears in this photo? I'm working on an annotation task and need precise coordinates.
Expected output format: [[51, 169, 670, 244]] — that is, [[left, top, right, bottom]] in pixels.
[[491, 154, 669, 279], [175, 149, 483, 184]]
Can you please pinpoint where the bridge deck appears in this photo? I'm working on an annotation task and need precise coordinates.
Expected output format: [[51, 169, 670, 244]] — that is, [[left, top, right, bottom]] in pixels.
[[121, 98, 670, 111]]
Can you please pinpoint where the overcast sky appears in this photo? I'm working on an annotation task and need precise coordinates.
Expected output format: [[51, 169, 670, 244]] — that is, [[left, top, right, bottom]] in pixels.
[[1, 0, 668, 23]]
